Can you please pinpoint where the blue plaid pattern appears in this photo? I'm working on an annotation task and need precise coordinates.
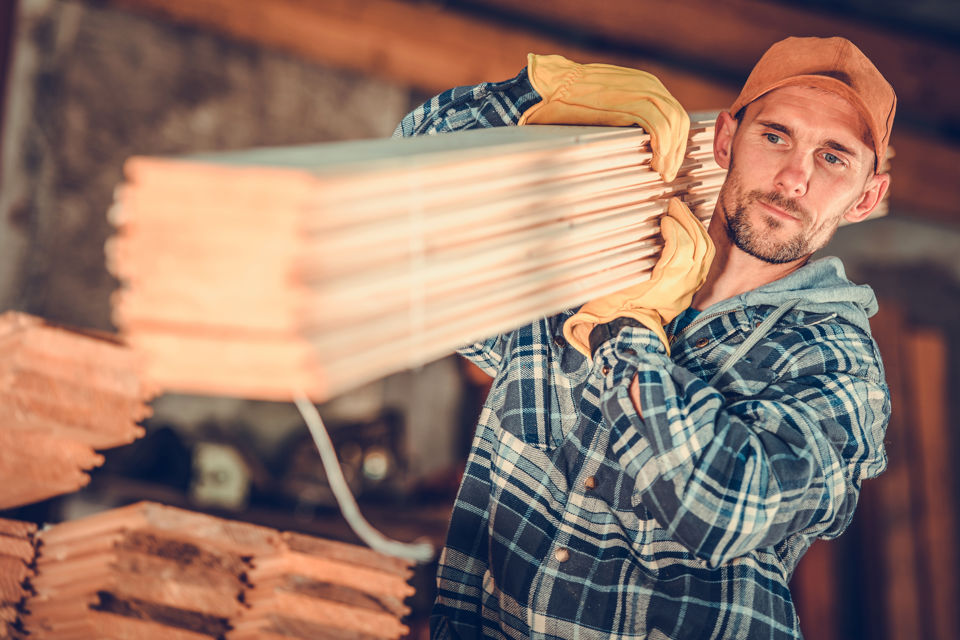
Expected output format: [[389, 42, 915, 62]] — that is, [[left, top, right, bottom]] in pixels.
[[393, 69, 540, 137], [398, 70, 890, 639]]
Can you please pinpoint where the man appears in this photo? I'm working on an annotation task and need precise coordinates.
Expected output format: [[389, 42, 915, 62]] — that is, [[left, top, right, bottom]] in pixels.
[[396, 37, 893, 639]]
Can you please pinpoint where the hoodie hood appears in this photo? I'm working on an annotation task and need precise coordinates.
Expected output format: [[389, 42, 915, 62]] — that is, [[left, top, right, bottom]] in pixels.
[[700, 256, 879, 334]]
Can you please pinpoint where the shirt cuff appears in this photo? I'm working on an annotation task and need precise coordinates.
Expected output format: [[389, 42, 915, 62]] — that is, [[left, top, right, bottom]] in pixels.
[[593, 322, 668, 387]]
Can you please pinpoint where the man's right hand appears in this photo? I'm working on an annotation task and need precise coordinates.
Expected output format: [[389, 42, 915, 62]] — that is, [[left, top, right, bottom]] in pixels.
[[563, 198, 714, 356]]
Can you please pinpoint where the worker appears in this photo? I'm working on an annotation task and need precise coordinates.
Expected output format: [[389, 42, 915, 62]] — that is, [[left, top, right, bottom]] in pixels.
[[395, 36, 893, 639]]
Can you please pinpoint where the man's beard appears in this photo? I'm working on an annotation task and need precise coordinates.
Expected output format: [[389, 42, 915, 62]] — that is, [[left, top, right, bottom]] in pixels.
[[718, 167, 821, 264], [723, 188, 810, 264]]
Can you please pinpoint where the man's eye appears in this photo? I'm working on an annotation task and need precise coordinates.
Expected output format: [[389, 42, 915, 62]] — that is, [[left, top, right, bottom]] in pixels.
[[823, 152, 842, 165], [764, 133, 782, 144]]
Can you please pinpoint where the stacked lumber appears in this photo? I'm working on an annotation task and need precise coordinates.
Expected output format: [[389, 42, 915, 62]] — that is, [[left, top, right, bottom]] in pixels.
[[0, 312, 152, 509], [0, 518, 36, 640], [229, 531, 414, 639], [107, 117, 890, 402], [24, 501, 413, 639], [106, 117, 717, 401]]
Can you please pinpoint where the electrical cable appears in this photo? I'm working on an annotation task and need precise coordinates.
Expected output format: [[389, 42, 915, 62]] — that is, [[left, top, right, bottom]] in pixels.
[[293, 392, 435, 563]]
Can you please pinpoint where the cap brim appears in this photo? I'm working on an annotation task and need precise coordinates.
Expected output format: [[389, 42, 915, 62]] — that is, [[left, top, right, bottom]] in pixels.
[[731, 75, 882, 165]]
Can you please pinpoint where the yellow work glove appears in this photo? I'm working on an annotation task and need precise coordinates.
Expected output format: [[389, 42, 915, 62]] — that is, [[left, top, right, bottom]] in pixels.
[[519, 53, 690, 183], [563, 198, 714, 357]]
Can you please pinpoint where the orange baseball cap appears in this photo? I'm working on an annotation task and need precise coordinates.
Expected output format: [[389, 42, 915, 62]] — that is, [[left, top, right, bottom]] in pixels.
[[730, 37, 896, 170]]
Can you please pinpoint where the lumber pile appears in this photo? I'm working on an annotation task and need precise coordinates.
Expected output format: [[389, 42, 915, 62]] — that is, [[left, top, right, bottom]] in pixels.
[[107, 117, 890, 402], [0, 312, 152, 509], [107, 117, 718, 401], [0, 518, 36, 640], [21, 501, 413, 639], [230, 531, 413, 639]]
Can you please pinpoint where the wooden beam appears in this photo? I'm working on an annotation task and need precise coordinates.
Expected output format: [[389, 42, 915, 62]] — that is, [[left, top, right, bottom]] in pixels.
[[904, 327, 960, 640], [0, 311, 152, 509], [469, 0, 960, 132], [790, 540, 840, 640], [885, 131, 960, 223], [106, 0, 734, 109], [868, 302, 925, 640]]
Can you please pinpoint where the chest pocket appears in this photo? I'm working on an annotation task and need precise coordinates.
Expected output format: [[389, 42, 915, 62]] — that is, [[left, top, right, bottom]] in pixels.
[[494, 322, 587, 449], [494, 360, 554, 449], [486, 427, 565, 606]]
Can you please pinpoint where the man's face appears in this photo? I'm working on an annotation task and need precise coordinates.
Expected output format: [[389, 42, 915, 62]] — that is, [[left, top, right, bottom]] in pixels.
[[713, 85, 886, 264]]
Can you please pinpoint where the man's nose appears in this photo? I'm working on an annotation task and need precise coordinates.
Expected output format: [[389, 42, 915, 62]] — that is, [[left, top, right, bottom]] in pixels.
[[773, 150, 811, 198]]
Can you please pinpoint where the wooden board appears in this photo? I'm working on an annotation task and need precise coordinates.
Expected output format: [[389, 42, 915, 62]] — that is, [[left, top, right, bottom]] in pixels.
[[0, 312, 152, 510], [23, 502, 412, 640]]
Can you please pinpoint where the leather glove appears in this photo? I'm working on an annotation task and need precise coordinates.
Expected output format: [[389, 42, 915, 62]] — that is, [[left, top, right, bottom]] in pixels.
[[563, 198, 714, 357], [519, 53, 690, 183]]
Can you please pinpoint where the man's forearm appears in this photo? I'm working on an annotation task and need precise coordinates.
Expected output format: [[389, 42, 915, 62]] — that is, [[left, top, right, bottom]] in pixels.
[[595, 323, 887, 567]]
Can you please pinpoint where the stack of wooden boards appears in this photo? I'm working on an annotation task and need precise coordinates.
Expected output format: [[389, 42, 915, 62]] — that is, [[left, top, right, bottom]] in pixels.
[[0, 312, 152, 509], [3, 501, 413, 639], [106, 117, 723, 401], [107, 117, 891, 402], [0, 311, 416, 637]]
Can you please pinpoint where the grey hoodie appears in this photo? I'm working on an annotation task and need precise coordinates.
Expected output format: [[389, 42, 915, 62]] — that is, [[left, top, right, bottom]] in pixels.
[[696, 256, 879, 335]]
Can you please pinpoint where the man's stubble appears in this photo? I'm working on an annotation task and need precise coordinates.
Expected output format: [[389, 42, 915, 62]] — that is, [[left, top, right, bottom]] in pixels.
[[718, 161, 844, 265]]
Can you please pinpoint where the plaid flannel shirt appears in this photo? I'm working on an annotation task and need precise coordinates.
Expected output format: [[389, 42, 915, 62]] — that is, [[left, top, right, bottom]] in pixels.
[[396, 69, 890, 640]]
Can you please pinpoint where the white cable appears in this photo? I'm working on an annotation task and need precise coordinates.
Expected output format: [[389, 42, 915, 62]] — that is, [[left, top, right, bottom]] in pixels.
[[293, 392, 435, 563]]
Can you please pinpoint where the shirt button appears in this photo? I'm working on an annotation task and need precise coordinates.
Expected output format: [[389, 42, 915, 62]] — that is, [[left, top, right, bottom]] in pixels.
[[623, 348, 636, 356], [554, 547, 570, 563], [601, 365, 611, 375], [695, 337, 710, 348], [553, 335, 566, 348], [584, 476, 597, 490]]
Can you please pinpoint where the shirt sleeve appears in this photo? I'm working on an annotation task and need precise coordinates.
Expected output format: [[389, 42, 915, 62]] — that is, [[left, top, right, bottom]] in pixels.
[[392, 68, 541, 137], [395, 67, 542, 375], [594, 322, 890, 569], [454, 335, 510, 378]]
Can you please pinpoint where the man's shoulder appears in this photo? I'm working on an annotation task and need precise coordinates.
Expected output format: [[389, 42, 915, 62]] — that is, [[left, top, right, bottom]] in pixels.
[[732, 257, 878, 334], [739, 303, 884, 384]]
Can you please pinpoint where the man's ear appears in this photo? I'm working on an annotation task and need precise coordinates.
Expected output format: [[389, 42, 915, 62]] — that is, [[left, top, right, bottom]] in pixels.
[[844, 172, 890, 224], [713, 111, 738, 170]]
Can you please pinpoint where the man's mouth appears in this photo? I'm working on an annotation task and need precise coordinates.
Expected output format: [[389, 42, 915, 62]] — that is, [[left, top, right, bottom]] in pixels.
[[757, 199, 800, 222]]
